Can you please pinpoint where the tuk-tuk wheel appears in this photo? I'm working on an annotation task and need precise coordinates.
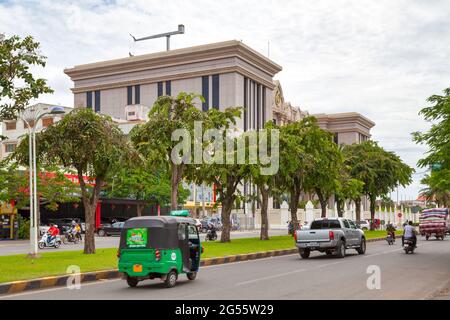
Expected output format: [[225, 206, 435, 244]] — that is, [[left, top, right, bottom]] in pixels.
[[187, 272, 197, 280], [165, 270, 178, 288], [126, 276, 139, 288]]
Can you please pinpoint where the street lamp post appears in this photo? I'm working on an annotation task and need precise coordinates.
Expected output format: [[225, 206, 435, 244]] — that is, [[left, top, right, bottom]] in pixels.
[[20, 106, 65, 258]]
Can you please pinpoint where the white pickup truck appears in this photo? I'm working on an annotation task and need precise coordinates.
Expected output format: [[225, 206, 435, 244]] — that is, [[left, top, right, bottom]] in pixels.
[[294, 218, 366, 259]]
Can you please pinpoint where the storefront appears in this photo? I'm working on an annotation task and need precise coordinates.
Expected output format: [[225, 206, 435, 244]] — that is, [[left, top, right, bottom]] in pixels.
[[0, 201, 19, 240]]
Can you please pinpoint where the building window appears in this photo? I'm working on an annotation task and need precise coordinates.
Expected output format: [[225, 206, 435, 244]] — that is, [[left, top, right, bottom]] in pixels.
[[5, 122, 16, 130], [94, 90, 101, 113], [42, 118, 53, 128], [5, 143, 16, 153], [165, 81, 171, 96], [157, 82, 163, 97], [127, 86, 133, 105], [24, 120, 35, 128], [202, 76, 209, 112], [257, 84, 260, 130], [86, 91, 93, 109], [244, 77, 248, 131], [135, 85, 140, 104], [212, 74, 219, 109], [262, 86, 266, 126]]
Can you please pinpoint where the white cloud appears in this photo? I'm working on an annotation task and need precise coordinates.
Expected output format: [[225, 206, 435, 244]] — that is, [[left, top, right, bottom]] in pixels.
[[1, 0, 449, 199]]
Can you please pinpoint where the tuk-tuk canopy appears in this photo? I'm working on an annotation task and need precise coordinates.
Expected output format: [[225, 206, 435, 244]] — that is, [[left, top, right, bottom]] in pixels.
[[120, 216, 196, 249]]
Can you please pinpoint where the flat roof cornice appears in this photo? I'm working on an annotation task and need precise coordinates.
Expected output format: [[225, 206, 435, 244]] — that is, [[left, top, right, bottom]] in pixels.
[[312, 112, 376, 129], [64, 40, 282, 81]]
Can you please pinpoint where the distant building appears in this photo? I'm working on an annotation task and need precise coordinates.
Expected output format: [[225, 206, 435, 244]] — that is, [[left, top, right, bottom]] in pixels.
[[0, 103, 73, 160], [313, 112, 374, 145]]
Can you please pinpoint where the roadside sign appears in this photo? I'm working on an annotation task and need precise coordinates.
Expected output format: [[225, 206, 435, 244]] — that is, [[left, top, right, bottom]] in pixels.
[[398, 213, 402, 218]]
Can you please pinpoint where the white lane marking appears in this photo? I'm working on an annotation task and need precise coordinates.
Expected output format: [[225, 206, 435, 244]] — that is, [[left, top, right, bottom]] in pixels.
[[236, 268, 307, 286], [0, 279, 122, 299]]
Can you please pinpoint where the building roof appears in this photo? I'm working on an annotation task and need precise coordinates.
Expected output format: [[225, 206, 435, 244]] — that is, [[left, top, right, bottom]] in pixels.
[[312, 112, 375, 136], [64, 40, 282, 91]]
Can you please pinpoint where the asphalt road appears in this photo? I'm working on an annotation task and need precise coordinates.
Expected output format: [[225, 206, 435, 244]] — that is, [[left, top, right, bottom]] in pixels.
[[0, 229, 287, 256], [2, 236, 449, 300]]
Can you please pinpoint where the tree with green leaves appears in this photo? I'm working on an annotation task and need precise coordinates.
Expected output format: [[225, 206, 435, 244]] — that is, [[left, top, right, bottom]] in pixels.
[[106, 163, 190, 215], [412, 87, 450, 207], [191, 135, 249, 243], [335, 175, 364, 217], [248, 121, 279, 240], [131, 93, 205, 211], [343, 141, 413, 228], [24, 108, 134, 254], [420, 172, 450, 207], [185, 106, 245, 242], [0, 35, 53, 123], [278, 117, 329, 229], [0, 162, 79, 228], [302, 120, 343, 217]]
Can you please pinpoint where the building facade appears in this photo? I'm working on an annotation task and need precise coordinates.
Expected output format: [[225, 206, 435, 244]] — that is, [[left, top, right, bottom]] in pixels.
[[65, 40, 282, 133], [64, 40, 376, 218], [0, 103, 73, 160]]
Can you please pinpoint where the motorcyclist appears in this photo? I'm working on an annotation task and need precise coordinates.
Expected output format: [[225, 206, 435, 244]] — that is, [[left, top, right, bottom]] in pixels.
[[287, 220, 294, 235], [206, 222, 217, 240], [75, 222, 82, 241], [402, 221, 417, 248], [47, 224, 59, 244], [386, 222, 396, 239]]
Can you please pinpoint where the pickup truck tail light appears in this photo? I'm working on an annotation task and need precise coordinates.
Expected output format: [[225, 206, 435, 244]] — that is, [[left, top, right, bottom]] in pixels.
[[155, 249, 161, 261], [329, 230, 335, 240]]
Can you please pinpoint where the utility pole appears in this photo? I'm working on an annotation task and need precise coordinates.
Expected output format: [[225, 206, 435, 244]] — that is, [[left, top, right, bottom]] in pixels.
[[130, 24, 185, 51]]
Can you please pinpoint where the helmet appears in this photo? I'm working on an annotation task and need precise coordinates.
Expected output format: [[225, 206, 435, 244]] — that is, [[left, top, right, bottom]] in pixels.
[[54, 225, 58, 228]]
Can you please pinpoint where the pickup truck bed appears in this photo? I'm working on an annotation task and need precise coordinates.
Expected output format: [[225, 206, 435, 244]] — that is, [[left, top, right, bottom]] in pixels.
[[295, 218, 366, 259]]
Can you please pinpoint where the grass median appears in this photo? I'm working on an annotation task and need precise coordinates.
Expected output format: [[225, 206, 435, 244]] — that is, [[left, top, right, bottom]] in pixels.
[[0, 230, 401, 283]]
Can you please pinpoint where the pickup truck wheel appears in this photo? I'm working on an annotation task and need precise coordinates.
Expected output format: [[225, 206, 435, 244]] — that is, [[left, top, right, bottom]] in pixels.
[[299, 248, 310, 259], [335, 241, 346, 258], [356, 239, 366, 255]]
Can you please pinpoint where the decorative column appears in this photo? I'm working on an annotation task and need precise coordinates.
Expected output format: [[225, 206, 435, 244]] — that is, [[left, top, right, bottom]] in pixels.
[[305, 201, 314, 225]]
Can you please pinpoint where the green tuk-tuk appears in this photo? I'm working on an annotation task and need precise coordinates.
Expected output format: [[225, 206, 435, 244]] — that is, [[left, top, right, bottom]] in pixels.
[[117, 212, 202, 288]]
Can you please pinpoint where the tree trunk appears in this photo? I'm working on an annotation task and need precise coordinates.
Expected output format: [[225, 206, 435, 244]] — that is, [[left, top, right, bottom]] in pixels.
[[259, 187, 269, 240], [335, 195, 343, 217], [170, 164, 179, 211], [289, 189, 300, 230], [136, 204, 144, 217], [220, 197, 234, 243], [78, 170, 101, 254], [355, 198, 362, 221], [316, 189, 327, 218], [369, 194, 376, 230], [83, 199, 96, 254]]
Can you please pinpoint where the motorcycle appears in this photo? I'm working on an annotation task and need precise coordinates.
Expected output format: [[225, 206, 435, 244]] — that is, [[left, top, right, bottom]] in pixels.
[[38, 233, 62, 249], [403, 238, 415, 254], [63, 230, 80, 244], [386, 231, 395, 245], [204, 229, 218, 241]]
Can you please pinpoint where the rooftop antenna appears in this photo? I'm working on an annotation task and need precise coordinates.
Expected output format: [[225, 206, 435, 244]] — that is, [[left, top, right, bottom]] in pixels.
[[130, 24, 185, 51]]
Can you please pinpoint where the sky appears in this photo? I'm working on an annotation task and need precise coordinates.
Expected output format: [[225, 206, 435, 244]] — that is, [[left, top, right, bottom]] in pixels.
[[1, 0, 449, 200]]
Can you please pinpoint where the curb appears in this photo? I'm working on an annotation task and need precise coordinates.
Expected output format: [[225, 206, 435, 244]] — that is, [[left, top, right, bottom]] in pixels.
[[0, 235, 399, 296], [0, 269, 120, 296]]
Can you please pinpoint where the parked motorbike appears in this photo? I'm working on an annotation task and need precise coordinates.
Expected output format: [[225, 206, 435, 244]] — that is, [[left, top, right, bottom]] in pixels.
[[38, 233, 62, 249], [204, 229, 218, 241], [403, 238, 415, 254]]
